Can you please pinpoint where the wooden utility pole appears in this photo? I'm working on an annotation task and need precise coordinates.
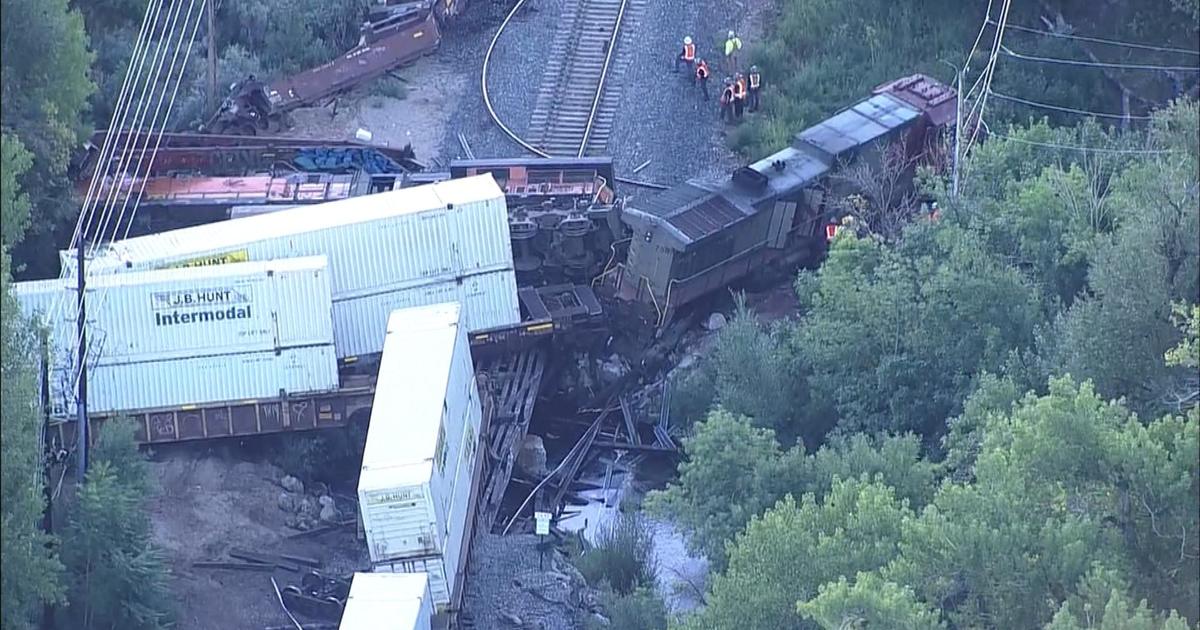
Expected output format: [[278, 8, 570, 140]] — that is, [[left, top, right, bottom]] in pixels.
[[206, 0, 217, 113], [75, 236, 88, 484]]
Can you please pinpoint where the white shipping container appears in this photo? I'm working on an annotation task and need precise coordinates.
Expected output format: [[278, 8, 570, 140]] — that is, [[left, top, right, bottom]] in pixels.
[[332, 267, 519, 358], [373, 557, 451, 613], [12, 256, 334, 366], [339, 572, 433, 630], [45, 344, 339, 418], [358, 303, 483, 578], [66, 175, 514, 299]]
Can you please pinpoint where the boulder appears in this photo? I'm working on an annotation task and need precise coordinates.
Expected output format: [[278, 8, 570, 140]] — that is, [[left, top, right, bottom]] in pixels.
[[278, 491, 300, 513], [319, 504, 339, 524], [703, 312, 727, 331], [281, 475, 304, 494], [318, 495, 336, 509], [498, 611, 523, 627], [516, 435, 548, 478], [299, 496, 320, 518]]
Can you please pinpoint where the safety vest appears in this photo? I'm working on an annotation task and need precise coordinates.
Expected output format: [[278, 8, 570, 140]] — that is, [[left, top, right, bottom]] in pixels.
[[733, 78, 746, 99], [725, 37, 742, 56], [682, 43, 695, 61], [720, 86, 733, 105], [825, 223, 840, 241], [748, 72, 761, 89], [696, 61, 709, 80]]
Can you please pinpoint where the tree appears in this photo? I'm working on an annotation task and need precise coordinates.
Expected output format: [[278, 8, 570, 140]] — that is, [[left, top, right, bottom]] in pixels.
[[677, 479, 912, 630], [1044, 565, 1191, 630], [1, 137, 64, 629], [794, 227, 1042, 437], [797, 572, 945, 630], [58, 419, 174, 630], [646, 409, 803, 570], [1, 0, 95, 276]]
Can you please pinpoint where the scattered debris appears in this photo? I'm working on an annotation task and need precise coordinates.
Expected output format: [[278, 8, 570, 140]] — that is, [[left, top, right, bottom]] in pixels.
[[703, 312, 727, 331], [281, 475, 305, 494]]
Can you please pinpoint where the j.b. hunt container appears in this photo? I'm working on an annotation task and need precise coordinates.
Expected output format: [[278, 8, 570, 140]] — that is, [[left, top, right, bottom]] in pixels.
[[13, 256, 335, 366], [357, 303, 483, 612], [62, 175, 521, 357], [11, 257, 339, 419], [43, 344, 339, 419], [338, 572, 433, 630]]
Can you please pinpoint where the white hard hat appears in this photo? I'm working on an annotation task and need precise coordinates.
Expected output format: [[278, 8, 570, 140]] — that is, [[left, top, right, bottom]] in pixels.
[[728, 30, 735, 37], [683, 36, 692, 44]]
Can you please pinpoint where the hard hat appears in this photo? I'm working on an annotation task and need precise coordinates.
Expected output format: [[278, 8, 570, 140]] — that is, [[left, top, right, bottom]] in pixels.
[[750, 65, 758, 72], [724, 76, 733, 84], [683, 36, 692, 45], [728, 30, 735, 37]]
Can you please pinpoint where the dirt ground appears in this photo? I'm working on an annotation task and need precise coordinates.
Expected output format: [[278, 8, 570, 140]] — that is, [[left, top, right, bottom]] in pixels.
[[280, 54, 468, 166], [148, 453, 367, 630]]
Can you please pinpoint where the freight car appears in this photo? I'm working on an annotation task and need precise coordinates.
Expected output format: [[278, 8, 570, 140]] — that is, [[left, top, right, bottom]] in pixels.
[[606, 74, 956, 324]]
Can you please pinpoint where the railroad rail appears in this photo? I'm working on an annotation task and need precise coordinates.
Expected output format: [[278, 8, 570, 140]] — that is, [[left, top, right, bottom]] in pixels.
[[526, 0, 630, 157], [481, 0, 667, 189]]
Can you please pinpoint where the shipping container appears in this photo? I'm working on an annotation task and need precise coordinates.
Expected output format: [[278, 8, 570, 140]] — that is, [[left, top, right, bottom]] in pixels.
[[44, 343, 339, 419], [358, 302, 482, 610], [67, 175, 513, 290], [13, 256, 334, 366], [339, 572, 433, 630], [64, 176, 519, 355], [332, 268, 519, 358], [373, 557, 451, 613]]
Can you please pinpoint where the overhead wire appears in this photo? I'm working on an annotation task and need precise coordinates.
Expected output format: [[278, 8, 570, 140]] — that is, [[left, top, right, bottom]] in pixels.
[[999, 45, 1200, 72], [987, 18, 1200, 56], [987, 89, 1156, 120], [53, 0, 209, 411], [979, 120, 1176, 154]]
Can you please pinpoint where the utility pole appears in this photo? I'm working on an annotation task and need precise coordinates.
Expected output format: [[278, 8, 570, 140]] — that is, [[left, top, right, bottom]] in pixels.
[[206, 0, 217, 113], [75, 236, 88, 483], [39, 336, 55, 630], [952, 68, 963, 198]]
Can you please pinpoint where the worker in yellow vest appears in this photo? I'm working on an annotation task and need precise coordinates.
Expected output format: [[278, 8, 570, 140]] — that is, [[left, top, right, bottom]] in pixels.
[[747, 65, 762, 112], [723, 30, 742, 73], [675, 36, 696, 73]]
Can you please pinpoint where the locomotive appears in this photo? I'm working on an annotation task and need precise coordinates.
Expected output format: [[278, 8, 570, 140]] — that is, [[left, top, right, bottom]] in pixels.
[[605, 74, 957, 324]]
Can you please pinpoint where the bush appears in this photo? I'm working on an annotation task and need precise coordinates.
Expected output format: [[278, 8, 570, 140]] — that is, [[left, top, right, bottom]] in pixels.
[[587, 586, 668, 630], [574, 513, 657, 596], [369, 77, 408, 100], [270, 422, 367, 484]]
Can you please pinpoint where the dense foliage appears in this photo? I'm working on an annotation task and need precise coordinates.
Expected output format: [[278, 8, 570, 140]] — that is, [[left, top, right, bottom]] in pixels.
[[660, 97, 1200, 628]]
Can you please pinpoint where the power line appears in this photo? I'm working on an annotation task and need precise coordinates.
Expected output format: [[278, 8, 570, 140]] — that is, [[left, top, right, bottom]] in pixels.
[[979, 118, 1176, 154], [1000, 45, 1200, 72], [988, 18, 1200, 56], [987, 89, 1155, 120]]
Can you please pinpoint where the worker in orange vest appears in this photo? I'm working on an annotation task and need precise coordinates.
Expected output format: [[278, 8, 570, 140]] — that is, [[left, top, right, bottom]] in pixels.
[[747, 65, 762, 112], [674, 36, 696, 73], [694, 58, 710, 100], [732, 73, 747, 119], [719, 77, 735, 122]]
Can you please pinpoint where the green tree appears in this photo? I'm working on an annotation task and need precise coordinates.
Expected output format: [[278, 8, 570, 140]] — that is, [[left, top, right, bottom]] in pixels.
[[797, 572, 945, 630], [1, 0, 95, 276], [1045, 565, 1191, 630], [646, 409, 803, 569], [678, 479, 911, 630], [59, 419, 174, 630], [794, 227, 1041, 436], [0, 135, 64, 629]]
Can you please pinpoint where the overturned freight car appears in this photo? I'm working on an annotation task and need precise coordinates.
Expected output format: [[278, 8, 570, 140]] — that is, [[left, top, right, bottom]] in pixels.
[[609, 74, 956, 324]]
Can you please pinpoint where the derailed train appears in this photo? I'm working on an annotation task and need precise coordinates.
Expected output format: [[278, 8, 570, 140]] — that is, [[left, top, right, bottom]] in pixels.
[[607, 74, 957, 323]]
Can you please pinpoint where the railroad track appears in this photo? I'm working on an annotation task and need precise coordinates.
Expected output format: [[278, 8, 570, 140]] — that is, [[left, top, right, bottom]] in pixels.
[[526, 0, 631, 157], [482, 0, 666, 188]]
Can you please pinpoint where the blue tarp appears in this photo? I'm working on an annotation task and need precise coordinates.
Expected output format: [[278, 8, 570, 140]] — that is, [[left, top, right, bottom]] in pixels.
[[292, 148, 403, 174]]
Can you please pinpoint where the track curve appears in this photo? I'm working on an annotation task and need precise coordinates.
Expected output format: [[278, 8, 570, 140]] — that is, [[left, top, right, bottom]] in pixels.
[[481, 0, 668, 189]]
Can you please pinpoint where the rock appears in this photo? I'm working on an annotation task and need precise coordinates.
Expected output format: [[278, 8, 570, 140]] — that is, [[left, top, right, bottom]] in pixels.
[[597, 354, 628, 384], [516, 435, 548, 478], [318, 495, 336, 509], [703, 312, 727, 331], [498, 611, 523, 627], [299, 496, 320, 518], [281, 475, 304, 494], [278, 491, 299, 513], [319, 504, 339, 524], [310, 481, 329, 497], [590, 613, 611, 627]]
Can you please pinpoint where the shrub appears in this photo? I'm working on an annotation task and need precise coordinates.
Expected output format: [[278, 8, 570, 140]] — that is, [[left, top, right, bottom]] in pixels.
[[587, 586, 668, 630], [574, 513, 657, 596]]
